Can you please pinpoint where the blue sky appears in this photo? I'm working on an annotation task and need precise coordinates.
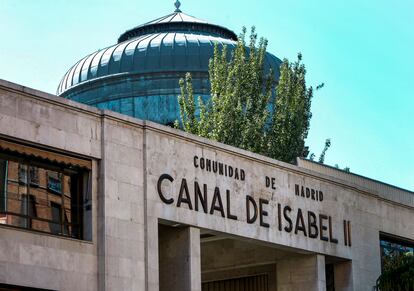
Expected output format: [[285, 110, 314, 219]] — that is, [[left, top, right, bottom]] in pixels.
[[0, 0, 413, 190]]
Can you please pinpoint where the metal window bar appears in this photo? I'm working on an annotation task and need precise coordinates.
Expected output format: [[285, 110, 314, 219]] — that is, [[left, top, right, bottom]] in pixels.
[[0, 160, 7, 213], [202, 273, 268, 291]]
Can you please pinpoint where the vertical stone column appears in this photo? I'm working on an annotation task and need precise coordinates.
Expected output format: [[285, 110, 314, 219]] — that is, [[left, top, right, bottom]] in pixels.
[[159, 225, 201, 291], [98, 117, 146, 290], [146, 218, 160, 291], [277, 254, 326, 291]]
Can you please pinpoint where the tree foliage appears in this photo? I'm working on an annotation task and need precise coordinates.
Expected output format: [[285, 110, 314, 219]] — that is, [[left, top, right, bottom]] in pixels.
[[309, 138, 333, 164], [334, 164, 350, 173], [318, 138, 331, 163], [376, 253, 414, 291], [177, 27, 314, 163]]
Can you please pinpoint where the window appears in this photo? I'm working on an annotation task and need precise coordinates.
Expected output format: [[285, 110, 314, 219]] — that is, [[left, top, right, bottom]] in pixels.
[[29, 166, 39, 186], [20, 194, 37, 228], [0, 141, 92, 240], [18, 165, 39, 186], [18, 164, 27, 184], [380, 234, 414, 271], [47, 171, 62, 194], [49, 201, 69, 236]]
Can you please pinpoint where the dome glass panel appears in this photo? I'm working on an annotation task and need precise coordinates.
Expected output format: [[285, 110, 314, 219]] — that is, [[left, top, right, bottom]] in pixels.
[[57, 6, 282, 125]]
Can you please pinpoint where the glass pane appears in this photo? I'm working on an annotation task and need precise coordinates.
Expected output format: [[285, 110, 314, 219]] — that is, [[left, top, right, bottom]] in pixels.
[[50, 202, 61, 234], [21, 194, 36, 228], [380, 237, 414, 271], [0, 159, 7, 214], [18, 163, 27, 184], [31, 218, 52, 234], [47, 171, 62, 194], [5, 161, 28, 228], [29, 166, 39, 186], [0, 151, 89, 240]]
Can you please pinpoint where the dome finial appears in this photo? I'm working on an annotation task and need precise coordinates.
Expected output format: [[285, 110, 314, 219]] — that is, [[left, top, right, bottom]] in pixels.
[[174, 0, 182, 12]]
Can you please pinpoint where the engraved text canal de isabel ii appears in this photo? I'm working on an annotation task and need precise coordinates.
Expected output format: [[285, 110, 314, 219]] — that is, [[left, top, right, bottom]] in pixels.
[[156, 155, 352, 247]]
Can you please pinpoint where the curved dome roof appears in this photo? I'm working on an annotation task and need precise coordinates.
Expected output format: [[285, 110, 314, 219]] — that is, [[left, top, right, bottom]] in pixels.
[[117, 8, 238, 43], [57, 5, 281, 96], [57, 31, 239, 96]]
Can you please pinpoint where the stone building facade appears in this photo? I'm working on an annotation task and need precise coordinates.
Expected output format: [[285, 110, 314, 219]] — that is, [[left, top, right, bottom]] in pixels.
[[0, 79, 413, 291]]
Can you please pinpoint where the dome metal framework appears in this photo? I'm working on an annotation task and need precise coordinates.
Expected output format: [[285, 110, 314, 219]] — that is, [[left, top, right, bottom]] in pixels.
[[57, 3, 282, 125]]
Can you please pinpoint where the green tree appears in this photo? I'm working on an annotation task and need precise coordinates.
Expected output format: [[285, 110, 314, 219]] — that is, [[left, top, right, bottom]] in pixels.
[[177, 27, 314, 163], [318, 138, 331, 163], [266, 52, 314, 163], [376, 253, 414, 291]]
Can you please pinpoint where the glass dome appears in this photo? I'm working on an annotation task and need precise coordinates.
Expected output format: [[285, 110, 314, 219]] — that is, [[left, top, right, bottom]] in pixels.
[[57, 3, 282, 125]]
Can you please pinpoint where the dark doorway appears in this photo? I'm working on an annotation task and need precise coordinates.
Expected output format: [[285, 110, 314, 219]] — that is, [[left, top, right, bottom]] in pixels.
[[326, 263, 335, 291]]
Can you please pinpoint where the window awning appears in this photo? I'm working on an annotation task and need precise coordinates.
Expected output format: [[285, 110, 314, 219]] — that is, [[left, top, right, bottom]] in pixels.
[[0, 139, 92, 170]]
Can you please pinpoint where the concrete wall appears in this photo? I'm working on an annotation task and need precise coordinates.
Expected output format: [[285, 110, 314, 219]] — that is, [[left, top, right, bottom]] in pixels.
[[144, 122, 414, 290], [297, 158, 414, 207], [98, 115, 146, 290], [277, 254, 326, 291], [0, 81, 101, 290], [201, 238, 283, 290], [0, 80, 147, 290], [1, 79, 414, 290], [159, 225, 201, 291]]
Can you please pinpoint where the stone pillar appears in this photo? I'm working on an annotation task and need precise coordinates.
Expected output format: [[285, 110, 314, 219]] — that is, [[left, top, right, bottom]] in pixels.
[[146, 218, 160, 291], [277, 254, 326, 291], [334, 261, 353, 291], [98, 117, 146, 290], [159, 225, 201, 291]]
